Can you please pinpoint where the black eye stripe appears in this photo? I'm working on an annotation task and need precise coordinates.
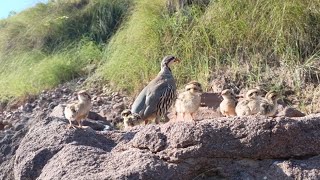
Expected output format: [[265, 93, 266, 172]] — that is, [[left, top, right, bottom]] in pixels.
[[167, 56, 175, 62], [187, 87, 199, 91], [82, 93, 91, 99]]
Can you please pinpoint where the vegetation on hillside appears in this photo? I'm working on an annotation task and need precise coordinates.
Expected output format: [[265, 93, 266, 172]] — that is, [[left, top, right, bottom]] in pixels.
[[0, 0, 130, 100], [0, 0, 319, 112], [98, 0, 320, 112]]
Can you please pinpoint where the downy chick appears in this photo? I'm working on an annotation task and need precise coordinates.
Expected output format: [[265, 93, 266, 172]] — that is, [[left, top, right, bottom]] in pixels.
[[259, 91, 279, 117], [175, 81, 203, 122], [219, 89, 237, 117], [64, 90, 91, 129], [235, 88, 261, 116], [121, 109, 142, 129]]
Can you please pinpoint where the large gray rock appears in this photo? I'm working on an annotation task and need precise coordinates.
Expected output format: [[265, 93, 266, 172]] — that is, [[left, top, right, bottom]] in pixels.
[[8, 114, 320, 179]]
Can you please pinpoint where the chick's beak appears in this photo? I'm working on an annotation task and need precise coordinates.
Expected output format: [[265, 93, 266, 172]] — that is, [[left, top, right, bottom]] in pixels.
[[174, 58, 181, 63]]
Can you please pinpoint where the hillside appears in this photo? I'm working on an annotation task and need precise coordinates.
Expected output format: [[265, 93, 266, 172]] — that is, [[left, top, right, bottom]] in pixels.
[[0, 0, 319, 113], [1, 79, 320, 179]]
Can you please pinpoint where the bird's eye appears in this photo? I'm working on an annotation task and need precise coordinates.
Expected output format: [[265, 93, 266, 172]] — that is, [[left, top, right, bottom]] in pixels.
[[187, 88, 198, 91]]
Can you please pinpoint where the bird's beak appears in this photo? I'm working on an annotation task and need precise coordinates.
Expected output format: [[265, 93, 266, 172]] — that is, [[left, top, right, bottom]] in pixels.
[[174, 58, 181, 63], [236, 94, 244, 98]]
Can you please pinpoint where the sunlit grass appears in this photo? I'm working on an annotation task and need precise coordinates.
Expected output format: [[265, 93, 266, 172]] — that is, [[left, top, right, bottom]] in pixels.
[[0, 0, 130, 100], [97, 0, 167, 93], [0, 39, 102, 100], [97, 0, 320, 94], [0, 0, 319, 113]]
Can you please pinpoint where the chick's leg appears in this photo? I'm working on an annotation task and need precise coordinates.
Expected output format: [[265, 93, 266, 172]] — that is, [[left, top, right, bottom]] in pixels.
[[190, 113, 195, 121], [77, 118, 83, 128], [189, 113, 197, 125], [182, 112, 186, 121], [176, 113, 182, 121], [68, 120, 76, 129], [186, 113, 193, 122]]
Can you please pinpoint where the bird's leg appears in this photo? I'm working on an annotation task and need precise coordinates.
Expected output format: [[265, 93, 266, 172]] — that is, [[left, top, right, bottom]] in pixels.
[[155, 116, 160, 124], [77, 119, 83, 128], [190, 113, 195, 121], [177, 113, 183, 121], [182, 112, 185, 121], [144, 119, 149, 125], [186, 113, 191, 121], [189, 113, 197, 125], [68, 120, 76, 129]]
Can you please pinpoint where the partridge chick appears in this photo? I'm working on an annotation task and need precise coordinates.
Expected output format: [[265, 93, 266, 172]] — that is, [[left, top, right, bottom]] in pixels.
[[259, 91, 279, 117], [219, 89, 237, 117], [175, 81, 203, 122], [121, 109, 142, 129], [235, 88, 261, 116], [64, 90, 91, 129]]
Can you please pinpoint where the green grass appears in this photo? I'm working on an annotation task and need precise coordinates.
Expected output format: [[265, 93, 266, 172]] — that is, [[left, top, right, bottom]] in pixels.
[[97, 0, 167, 93], [0, 0, 131, 53], [97, 0, 320, 93], [0, 0, 319, 112], [0, 39, 102, 100], [0, 0, 131, 100]]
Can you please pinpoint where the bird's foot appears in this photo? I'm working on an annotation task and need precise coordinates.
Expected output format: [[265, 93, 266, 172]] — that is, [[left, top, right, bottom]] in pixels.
[[187, 113, 194, 122], [253, 113, 261, 119], [192, 119, 197, 125], [68, 124, 77, 129]]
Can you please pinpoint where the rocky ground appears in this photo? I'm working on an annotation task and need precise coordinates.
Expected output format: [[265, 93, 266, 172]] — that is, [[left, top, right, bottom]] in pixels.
[[0, 78, 319, 180]]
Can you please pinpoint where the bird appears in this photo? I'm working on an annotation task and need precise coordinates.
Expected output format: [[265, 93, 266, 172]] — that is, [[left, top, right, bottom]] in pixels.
[[259, 91, 279, 117], [175, 81, 203, 122], [121, 109, 143, 129], [131, 55, 180, 125], [64, 90, 91, 129], [219, 89, 237, 117], [235, 88, 261, 116]]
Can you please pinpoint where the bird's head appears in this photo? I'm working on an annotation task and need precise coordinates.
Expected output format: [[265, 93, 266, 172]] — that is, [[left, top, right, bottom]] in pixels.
[[220, 89, 233, 98], [254, 85, 268, 96], [161, 55, 180, 70], [265, 91, 279, 102], [77, 90, 91, 102], [121, 109, 132, 117], [185, 81, 203, 93], [246, 89, 260, 99]]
